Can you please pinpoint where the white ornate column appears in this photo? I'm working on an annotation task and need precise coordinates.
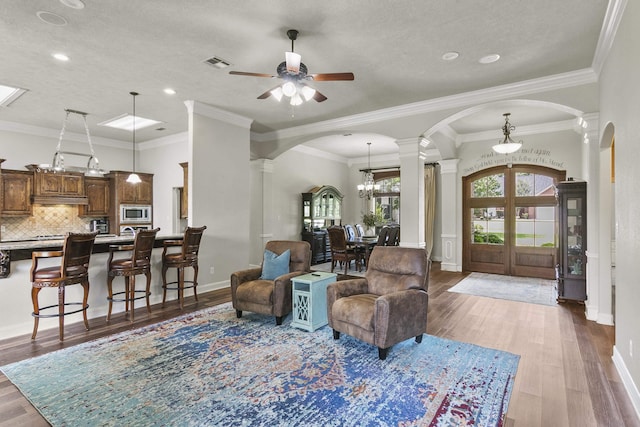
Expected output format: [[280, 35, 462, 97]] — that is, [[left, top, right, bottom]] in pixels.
[[397, 137, 427, 248], [438, 159, 460, 271], [251, 159, 274, 265]]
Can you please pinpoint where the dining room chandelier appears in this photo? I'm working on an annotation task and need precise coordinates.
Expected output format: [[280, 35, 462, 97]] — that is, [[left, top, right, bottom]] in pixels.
[[492, 113, 523, 154], [357, 142, 380, 200]]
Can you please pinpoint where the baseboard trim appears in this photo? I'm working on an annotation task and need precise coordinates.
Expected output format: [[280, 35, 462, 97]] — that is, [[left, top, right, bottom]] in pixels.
[[612, 345, 640, 421]]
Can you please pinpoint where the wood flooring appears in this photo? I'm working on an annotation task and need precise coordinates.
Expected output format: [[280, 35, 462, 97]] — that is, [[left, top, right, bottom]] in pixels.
[[0, 263, 638, 426]]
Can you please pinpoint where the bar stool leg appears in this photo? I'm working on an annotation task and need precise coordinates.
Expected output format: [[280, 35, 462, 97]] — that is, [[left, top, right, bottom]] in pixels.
[[31, 287, 41, 340], [128, 275, 135, 321], [161, 263, 169, 307], [193, 264, 199, 302], [145, 271, 152, 314], [124, 276, 130, 315], [106, 275, 114, 322], [82, 280, 90, 331], [178, 266, 185, 309], [58, 286, 65, 341]]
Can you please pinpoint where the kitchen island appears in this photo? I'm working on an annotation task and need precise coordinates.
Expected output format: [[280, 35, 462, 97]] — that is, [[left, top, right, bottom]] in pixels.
[[0, 233, 214, 341]]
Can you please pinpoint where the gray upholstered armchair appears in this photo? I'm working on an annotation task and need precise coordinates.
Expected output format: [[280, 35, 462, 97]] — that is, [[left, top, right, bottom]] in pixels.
[[327, 246, 430, 359], [231, 240, 311, 325]]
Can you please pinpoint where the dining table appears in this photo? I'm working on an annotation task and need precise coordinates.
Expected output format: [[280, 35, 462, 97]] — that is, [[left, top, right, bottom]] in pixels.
[[347, 236, 378, 269]]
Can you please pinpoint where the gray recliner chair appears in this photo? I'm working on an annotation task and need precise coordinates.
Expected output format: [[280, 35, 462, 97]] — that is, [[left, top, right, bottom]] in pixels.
[[231, 240, 311, 325], [327, 246, 430, 359]]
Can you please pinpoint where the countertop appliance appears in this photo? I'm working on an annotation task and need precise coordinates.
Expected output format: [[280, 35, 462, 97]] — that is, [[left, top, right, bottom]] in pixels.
[[90, 219, 109, 234], [120, 205, 152, 223]]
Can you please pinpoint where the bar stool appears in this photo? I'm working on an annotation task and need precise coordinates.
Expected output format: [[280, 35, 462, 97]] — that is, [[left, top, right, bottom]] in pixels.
[[30, 231, 98, 341], [162, 226, 206, 309], [106, 228, 160, 321]]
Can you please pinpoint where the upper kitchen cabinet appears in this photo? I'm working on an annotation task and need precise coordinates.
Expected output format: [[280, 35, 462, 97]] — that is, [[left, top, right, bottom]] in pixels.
[[26, 166, 88, 205], [108, 171, 153, 205], [79, 177, 110, 217], [1, 169, 33, 216]]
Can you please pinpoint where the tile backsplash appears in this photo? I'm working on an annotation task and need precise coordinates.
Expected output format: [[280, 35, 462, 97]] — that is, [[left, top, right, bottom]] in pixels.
[[1, 205, 91, 240]]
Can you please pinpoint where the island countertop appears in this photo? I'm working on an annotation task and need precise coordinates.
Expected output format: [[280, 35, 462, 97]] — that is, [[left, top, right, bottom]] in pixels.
[[0, 234, 184, 261]]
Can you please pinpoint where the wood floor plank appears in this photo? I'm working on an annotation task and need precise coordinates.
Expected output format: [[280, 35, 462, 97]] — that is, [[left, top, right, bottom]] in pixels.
[[0, 264, 638, 427]]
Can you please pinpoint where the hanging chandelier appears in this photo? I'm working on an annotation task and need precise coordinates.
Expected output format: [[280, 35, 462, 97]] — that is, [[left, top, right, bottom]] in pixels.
[[492, 113, 523, 154], [39, 109, 104, 175], [357, 142, 380, 200]]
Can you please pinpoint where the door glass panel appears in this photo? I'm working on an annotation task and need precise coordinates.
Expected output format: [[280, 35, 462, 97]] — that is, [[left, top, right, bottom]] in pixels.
[[515, 206, 556, 247], [471, 208, 505, 245], [516, 172, 556, 196], [566, 197, 584, 275], [471, 174, 504, 198]]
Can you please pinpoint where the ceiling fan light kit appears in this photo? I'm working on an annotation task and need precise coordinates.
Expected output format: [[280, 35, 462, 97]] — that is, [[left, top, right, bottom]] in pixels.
[[492, 113, 523, 154], [229, 29, 354, 105]]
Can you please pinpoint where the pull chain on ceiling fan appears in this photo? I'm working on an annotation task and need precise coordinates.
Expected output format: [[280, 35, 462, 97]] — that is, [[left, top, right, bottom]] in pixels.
[[229, 29, 354, 105]]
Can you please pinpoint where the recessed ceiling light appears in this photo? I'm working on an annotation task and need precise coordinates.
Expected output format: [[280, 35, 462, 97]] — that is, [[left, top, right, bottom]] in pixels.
[[36, 11, 68, 26], [98, 114, 163, 131], [442, 51, 459, 61], [479, 54, 501, 64], [53, 53, 70, 62], [59, 0, 85, 9], [163, 88, 176, 95], [0, 84, 27, 107]]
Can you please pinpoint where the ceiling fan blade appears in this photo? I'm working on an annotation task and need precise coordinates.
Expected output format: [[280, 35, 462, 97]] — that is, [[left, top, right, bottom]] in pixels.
[[309, 72, 355, 81], [313, 90, 327, 102], [257, 85, 282, 100], [229, 71, 276, 78]]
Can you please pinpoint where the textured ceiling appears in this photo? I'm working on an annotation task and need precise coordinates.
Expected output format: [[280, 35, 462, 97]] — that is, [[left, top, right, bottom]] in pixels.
[[0, 0, 609, 158]]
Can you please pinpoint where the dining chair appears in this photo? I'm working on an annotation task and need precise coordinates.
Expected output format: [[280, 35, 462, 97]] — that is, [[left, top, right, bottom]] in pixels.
[[327, 225, 361, 275]]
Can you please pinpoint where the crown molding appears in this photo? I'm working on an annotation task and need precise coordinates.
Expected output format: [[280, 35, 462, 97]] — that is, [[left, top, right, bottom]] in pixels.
[[184, 100, 253, 129], [592, 0, 627, 75], [251, 68, 598, 143]]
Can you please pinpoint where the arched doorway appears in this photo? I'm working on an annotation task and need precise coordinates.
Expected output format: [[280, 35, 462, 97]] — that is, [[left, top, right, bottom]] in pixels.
[[462, 165, 566, 279]]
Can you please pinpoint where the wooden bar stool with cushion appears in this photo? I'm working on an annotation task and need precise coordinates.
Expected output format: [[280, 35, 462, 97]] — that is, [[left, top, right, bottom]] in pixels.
[[162, 226, 207, 309], [30, 231, 98, 341], [106, 227, 160, 321]]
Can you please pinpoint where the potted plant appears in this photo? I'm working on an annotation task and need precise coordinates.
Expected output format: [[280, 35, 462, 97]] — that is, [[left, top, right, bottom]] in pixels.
[[362, 211, 377, 236]]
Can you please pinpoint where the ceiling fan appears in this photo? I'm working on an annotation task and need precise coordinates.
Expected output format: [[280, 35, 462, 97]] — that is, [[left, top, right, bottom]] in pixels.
[[229, 29, 354, 105]]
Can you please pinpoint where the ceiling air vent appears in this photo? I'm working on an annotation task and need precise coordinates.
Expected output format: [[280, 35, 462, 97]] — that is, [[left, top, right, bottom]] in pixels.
[[204, 56, 232, 69]]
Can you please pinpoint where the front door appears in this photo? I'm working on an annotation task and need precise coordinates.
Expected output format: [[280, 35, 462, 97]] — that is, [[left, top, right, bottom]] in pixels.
[[462, 165, 565, 279]]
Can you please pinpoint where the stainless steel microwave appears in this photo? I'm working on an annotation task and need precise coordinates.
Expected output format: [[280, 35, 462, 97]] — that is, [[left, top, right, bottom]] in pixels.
[[120, 205, 152, 223]]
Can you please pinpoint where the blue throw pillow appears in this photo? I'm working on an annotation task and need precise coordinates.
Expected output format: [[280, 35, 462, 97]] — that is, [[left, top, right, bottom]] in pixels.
[[260, 249, 290, 280]]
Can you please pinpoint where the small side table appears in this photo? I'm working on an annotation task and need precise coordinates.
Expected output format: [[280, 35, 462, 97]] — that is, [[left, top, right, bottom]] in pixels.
[[291, 272, 337, 332]]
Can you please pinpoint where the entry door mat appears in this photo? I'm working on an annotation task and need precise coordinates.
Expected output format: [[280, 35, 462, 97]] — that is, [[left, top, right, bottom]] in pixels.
[[1, 303, 519, 426], [449, 272, 557, 306]]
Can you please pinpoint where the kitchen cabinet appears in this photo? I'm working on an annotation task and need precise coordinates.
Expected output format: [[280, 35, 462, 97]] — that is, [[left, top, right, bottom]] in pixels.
[[32, 170, 84, 197], [1, 169, 33, 216], [106, 171, 154, 234], [556, 180, 587, 302], [79, 177, 110, 217], [108, 171, 153, 205]]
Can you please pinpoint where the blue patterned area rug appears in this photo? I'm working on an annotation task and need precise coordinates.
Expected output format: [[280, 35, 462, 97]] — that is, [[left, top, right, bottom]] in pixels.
[[449, 272, 557, 306], [1, 304, 519, 426]]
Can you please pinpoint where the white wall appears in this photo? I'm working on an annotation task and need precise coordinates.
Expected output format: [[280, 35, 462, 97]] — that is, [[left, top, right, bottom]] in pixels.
[[599, 0, 640, 415]]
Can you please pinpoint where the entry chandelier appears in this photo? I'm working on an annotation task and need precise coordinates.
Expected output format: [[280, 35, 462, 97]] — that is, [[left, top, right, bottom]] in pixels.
[[357, 142, 380, 200], [40, 109, 104, 175], [126, 91, 142, 184], [492, 113, 523, 154]]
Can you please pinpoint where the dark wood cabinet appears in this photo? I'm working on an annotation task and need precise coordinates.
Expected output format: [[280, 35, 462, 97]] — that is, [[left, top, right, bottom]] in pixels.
[[79, 177, 110, 217], [108, 171, 153, 205], [106, 171, 154, 234], [556, 180, 587, 302], [1, 169, 33, 216], [33, 171, 84, 197], [301, 185, 343, 265]]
